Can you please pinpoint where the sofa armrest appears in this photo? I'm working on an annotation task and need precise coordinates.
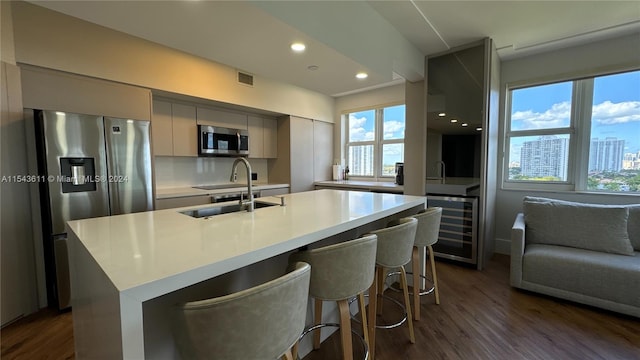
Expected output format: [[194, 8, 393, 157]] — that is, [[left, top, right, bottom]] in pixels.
[[510, 213, 526, 288]]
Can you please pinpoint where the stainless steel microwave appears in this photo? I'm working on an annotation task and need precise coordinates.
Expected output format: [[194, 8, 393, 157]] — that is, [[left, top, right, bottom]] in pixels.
[[198, 125, 249, 157]]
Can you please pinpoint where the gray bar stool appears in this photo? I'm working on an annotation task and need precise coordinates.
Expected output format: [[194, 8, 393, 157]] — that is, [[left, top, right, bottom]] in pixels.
[[171, 262, 311, 360], [289, 235, 377, 360], [367, 217, 417, 360], [411, 207, 442, 320], [386, 207, 443, 320]]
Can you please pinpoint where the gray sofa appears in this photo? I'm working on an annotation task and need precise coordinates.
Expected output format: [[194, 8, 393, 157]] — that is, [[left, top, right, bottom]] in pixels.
[[510, 196, 640, 318]]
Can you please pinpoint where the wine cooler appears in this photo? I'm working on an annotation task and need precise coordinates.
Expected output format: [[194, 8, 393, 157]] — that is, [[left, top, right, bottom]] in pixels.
[[428, 195, 478, 265]]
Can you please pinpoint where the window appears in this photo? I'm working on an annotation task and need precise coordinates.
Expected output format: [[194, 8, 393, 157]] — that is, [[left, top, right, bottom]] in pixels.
[[346, 104, 405, 178], [505, 69, 640, 193]]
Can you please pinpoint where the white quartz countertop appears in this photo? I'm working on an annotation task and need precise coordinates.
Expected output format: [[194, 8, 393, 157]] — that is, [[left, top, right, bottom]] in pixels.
[[315, 178, 481, 196], [425, 177, 480, 196], [156, 183, 290, 199], [315, 180, 403, 193], [67, 189, 425, 301]]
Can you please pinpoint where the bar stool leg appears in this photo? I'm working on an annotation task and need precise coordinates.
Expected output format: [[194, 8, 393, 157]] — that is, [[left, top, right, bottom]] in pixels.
[[357, 293, 370, 351], [367, 267, 378, 360], [411, 246, 421, 321], [399, 266, 416, 344], [337, 300, 354, 360], [376, 266, 385, 315], [282, 349, 294, 360], [428, 245, 440, 305], [314, 299, 323, 350]]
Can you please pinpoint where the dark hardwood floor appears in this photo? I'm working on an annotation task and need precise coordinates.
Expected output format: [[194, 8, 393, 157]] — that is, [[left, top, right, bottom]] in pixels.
[[2, 255, 639, 359]]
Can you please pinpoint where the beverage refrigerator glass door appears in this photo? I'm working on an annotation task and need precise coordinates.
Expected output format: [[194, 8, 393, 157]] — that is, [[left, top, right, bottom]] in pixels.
[[198, 125, 249, 156]]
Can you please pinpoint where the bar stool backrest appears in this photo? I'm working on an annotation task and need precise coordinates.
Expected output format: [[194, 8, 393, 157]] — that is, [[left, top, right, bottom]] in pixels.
[[289, 234, 377, 301], [172, 262, 311, 360], [413, 207, 443, 247], [369, 217, 417, 268]]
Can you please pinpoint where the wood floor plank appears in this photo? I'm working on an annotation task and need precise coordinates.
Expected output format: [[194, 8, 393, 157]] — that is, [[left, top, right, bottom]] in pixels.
[[1, 255, 638, 360]]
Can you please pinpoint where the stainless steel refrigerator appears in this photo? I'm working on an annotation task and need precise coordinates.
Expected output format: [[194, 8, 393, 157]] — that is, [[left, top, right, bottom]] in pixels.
[[28, 109, 153, 309]]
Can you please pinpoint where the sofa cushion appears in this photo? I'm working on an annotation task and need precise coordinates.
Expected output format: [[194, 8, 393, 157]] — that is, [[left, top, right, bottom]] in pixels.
[[523, 197, 634, 256], [628, 205, 640, 251], [523, 244, 640, 308], [524, 196, 640, 252]]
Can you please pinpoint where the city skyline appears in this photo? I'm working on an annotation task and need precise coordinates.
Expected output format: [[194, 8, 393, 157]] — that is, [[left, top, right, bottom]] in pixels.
[[509, 71, 640, 163]]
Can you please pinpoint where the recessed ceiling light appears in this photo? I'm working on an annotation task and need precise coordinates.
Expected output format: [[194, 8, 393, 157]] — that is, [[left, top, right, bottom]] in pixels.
[[438, 113, 446, 117], [450, 119, 458, 123], [461, 123, 468, 127], [356, 72, 368, 79], [290, 43, 306, 52], [476, 127, 483, 131]]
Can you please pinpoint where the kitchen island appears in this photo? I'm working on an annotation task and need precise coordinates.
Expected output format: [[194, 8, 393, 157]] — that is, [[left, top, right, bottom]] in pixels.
[[68, 189, 426, 359]]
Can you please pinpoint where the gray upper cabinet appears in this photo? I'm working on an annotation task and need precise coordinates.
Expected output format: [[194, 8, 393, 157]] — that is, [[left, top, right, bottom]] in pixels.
[[172, 103, 198, 156], [151, 100, 173, 156], [153, 99, 278, 158], [151, 100, 197, 157], [263, 117, 278, 159], [196, 107, 248, 130], [269, 116, 333, 192], [290, 117, 315, 193], [313, 120, 333, 182], [248, 115, 278, 159]]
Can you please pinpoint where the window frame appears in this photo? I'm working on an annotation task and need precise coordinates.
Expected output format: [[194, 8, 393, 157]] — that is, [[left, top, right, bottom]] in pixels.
[[502, 68, 639, 195], [345, 103, 405, 179]]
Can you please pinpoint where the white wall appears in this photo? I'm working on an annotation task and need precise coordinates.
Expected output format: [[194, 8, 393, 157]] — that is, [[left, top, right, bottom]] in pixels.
[[11, 1, 335, 123], [494, 33, 640, 255], [333, 83, 405, 168], [0, 1, 39, 325], [404, 80, 426, 196]]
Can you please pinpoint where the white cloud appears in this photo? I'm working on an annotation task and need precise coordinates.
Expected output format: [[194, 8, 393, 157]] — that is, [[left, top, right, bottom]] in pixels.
[[349, 114, 374, 141], [511, 101, 571, 130], [592, 100, 640, 125], [383, 120, 405, 139], [383, 144, 404, 156], [512, 100, 640, 130]]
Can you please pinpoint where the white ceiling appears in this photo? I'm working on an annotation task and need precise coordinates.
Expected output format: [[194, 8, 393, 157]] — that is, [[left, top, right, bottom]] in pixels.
[[29, 0, 640, 98]]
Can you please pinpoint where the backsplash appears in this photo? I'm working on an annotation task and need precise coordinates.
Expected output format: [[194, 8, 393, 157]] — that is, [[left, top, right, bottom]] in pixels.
[[154, 156, 269, 188]]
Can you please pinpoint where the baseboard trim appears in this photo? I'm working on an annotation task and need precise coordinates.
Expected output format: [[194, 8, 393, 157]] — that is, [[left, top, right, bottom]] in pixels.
[[494, 238, 511, 255]]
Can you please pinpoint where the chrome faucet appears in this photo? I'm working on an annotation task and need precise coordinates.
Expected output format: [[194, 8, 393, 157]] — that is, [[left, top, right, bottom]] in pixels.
[[435, 161, 446, 183], [230, 157, 254, 212]]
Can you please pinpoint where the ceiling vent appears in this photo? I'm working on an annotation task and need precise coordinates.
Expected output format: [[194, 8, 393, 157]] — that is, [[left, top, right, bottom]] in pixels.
[[237, 71, 254, 87]]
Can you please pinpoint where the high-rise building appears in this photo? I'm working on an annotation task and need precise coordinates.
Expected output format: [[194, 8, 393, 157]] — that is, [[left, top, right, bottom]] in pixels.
[[520, 136, 569, 180], [589, 137, 625, 172], [623, 151, 640, 170], [349, 145, 374, 176]]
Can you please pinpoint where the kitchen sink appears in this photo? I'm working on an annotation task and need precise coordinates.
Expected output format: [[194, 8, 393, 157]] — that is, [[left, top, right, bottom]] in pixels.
[[179, 201, 277, 219], [192, 184, 240, 190]]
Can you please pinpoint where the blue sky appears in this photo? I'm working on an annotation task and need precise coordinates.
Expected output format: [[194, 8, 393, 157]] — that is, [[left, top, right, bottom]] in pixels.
[[509, 70, 640, 163], [349, 105, 405, 167]]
